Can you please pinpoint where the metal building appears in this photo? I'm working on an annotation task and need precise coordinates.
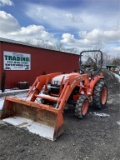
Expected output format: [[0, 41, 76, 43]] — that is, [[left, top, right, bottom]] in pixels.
[[0, 38, 79, 88]]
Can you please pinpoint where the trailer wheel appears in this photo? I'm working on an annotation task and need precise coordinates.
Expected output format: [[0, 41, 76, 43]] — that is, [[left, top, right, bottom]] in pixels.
[[93, 80, 108, 109], [75, 95, 89, 119]]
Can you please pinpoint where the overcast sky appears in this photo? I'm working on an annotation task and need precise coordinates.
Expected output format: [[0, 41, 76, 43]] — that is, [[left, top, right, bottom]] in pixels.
[[0, 0, 120, 57]]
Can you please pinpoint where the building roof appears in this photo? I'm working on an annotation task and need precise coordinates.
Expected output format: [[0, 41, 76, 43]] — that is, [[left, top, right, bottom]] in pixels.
[[0, 37, 30, 46], [0, 37, 78, 56], [106, 64, 117, 67]]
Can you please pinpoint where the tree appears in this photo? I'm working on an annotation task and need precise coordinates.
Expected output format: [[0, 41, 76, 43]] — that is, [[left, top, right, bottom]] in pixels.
[[111, 57, 120, 66]]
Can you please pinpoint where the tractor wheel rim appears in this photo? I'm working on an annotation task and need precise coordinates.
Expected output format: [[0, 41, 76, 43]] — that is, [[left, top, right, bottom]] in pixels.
[[101, 87, 107, 105], [82, 100, 89, 115]]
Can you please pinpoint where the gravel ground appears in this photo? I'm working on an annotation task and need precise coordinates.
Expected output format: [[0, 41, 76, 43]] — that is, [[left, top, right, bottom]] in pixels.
[[0, 70, 120, 160]]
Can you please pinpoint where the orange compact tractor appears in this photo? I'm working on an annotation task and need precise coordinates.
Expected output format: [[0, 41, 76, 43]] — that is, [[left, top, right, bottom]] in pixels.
[[1, 50, 108, 140]]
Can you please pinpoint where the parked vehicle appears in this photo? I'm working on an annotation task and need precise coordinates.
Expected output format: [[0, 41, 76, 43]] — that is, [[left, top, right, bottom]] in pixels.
[[1, 50, 108, 141]]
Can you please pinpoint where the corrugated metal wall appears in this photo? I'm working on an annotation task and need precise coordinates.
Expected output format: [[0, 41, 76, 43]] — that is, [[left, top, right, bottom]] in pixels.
[[0, 42, 2, 82], [0, 41, 79, 88]]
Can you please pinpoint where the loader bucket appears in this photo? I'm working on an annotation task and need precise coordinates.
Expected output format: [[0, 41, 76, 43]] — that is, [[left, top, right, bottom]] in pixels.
[[1, 96, 64, 141]]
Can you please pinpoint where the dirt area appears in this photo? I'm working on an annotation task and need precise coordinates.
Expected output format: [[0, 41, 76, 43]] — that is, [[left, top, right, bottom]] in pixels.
[[0, 70, 120, 160]]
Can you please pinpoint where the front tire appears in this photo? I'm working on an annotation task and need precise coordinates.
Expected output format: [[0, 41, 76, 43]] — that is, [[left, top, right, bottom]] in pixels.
[[93, 80, 108, 109], [75, 95, 89, 119]]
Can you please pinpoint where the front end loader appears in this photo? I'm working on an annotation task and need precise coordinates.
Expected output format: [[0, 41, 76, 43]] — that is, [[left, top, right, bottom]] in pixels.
[[0, 50, 108, 141]]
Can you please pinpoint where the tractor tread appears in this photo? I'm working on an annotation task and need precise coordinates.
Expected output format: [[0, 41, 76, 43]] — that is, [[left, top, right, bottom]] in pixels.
[[93, 79, 108, 109], [75, 95, 89, 119]]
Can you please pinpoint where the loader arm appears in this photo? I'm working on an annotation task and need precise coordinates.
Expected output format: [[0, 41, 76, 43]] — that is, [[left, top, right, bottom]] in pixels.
[[27, 72, 62, 101], [57, 74, 90, 111]]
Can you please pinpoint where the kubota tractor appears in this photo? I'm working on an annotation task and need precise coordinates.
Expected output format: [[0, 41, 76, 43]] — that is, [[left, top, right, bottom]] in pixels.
[[1, 50, 108, 141]]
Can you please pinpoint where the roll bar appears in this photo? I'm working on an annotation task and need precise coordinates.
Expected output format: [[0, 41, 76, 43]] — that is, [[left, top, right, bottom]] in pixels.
[[79, 50, 103, 75]]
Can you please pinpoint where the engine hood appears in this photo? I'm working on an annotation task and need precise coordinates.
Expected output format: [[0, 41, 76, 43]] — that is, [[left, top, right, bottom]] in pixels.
[[51, 73, 79, 85]]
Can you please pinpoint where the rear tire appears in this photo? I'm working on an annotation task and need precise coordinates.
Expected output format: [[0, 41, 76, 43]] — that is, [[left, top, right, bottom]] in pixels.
[[93, 80, 108, 109], [75, 95, 89, 119]]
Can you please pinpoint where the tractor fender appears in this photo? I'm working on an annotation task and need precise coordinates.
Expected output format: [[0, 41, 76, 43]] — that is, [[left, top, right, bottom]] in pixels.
[[89, 76, 104, 94]]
